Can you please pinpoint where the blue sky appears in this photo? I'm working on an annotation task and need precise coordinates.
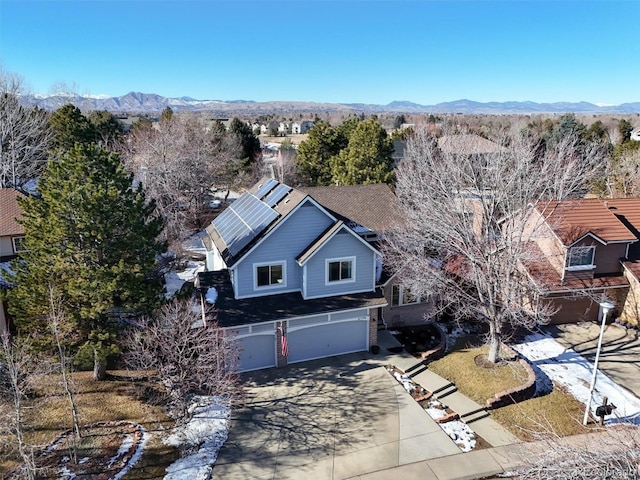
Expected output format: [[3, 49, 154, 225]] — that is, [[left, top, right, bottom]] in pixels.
[[1, 0, 638, 105]]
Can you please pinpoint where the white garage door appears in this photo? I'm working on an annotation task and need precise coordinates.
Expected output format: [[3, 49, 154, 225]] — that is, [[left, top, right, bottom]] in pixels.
[[236, 333, 276, 372], [288, 317, 368, 364]]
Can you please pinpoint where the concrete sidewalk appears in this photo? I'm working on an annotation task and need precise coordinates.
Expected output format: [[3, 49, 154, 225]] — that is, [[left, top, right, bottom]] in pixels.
[[351, 426, 640, 480]]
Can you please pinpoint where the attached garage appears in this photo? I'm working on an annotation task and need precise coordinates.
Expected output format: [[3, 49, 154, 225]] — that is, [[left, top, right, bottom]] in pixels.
[[233, 323, 276, 372], [287, 310, 370, 364], [547, 295, 599, 324]]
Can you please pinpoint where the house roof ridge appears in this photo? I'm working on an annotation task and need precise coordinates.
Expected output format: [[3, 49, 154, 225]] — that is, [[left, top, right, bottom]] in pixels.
[[535, 197, 637, 245]]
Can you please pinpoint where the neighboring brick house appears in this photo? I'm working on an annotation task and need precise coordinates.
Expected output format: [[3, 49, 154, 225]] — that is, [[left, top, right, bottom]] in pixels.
[[0, 188, 27, 335], [521, 198, 640, 325]]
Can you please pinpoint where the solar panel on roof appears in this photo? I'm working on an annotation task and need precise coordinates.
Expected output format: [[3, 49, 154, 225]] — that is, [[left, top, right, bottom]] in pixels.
[[212, 193, 279, 257], [254, 178, 278, 199], [264, 183, 292, 207]]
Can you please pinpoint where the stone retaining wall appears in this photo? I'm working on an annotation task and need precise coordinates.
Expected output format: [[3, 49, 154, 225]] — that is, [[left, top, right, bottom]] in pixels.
[[418, 323, 447, 362], [485, 344, 537, 409]]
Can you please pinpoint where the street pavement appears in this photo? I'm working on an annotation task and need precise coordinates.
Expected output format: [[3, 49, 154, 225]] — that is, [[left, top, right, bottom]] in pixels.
[[212, 325, 640, 480]]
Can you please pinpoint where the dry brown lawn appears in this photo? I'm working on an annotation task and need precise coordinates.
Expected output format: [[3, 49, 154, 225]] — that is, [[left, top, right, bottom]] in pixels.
[[428, 344, 592, 441], [260, 133, 308, 145], [1, 371, 178, 479]]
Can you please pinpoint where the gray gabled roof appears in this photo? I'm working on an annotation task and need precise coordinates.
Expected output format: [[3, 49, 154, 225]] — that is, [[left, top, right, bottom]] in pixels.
[[206, 179, 398, 267], [299, 183, 400, 234]]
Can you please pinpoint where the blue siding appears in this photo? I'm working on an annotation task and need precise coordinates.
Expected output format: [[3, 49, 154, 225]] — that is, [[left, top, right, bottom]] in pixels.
[[304, 230, 375, 299], [235, 202, 334, 298]]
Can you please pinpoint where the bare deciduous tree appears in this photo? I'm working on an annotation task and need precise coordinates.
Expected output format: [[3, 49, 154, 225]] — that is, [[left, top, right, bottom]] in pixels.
[[123, 300, 242, 422], [385, 124, 604, 363], [513, 426, 640, 479], [121, 115, 250, 248], [0, 68, 52, 190], [47, 285, 81, 445], [0, 333, 38, 479]]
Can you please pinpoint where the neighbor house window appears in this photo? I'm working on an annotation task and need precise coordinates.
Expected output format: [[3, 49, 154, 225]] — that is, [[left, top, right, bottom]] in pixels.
[[256, 262, 284, 288], [392, 285, 420, 306], [12, 236, 26, 253], [567, 246, 595, 269], [327, 257, 355, 283]]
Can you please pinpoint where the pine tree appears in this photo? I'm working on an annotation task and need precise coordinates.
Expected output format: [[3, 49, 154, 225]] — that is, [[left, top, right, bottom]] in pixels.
[[295, 120, 348, 186], [49, 104, 96, 154], [331, 118, 395, 185], [8, 143, 165, 380]]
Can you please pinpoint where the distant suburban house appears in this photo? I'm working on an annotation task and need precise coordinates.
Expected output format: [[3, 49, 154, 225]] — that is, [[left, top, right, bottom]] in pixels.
[[0, 188, 26, 335], [521, 198, 640, 325], [291, 120, 314, 134], [437, 134, 506, 156], [199, 178, 432, 371], [630, 127, 640, 141], [278, 121, 290, 135]]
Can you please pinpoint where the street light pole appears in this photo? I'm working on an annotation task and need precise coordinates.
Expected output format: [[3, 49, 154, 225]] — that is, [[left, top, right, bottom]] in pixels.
[[583, 300, 615, 425]]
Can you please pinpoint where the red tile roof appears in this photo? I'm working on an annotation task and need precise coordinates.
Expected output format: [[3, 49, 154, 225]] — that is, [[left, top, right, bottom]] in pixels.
[[536, 198, 637, 245], [606, 198, 640, 281], [0, 188, 26, 237]]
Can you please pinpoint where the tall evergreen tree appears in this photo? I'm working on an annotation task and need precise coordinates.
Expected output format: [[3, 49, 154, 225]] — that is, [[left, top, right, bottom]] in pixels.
[[87, 110, 124, 147], [228, 117, 261, 171], [49, 104, 96, 154], [295, 121, 345, 185], [8, 144, 165, 380], [331, 118, 395, 185]]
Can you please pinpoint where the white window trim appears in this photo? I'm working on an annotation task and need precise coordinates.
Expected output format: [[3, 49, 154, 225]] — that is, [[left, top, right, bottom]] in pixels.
[[391, 284, 422, 307], [12, 236, 26, 253], [565, 245, 596, 271], [253, 261, 287, 290], [325, 256, 356, 285]]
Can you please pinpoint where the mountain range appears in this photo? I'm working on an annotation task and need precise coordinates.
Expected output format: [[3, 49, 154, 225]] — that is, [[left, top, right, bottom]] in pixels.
[[19, 92, 640, 115]]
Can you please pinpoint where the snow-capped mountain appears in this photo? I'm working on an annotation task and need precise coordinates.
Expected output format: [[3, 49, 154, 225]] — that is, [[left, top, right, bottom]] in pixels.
[[18, 92, 640, 115]]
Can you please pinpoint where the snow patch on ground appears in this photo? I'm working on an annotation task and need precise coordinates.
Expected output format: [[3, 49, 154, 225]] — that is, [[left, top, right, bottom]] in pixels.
[[425, 400, 476, 452], [164, 260, 205, 299], [113, 427, 149, 480], [513, 332, 640, 425], [163, 397, 230, 480], [393, 371, 416, 394], [163, 233, 208, 298]]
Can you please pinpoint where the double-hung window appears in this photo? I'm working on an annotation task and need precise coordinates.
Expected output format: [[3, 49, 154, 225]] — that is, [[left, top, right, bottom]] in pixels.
[[566, 246, 595, 270], [327, 257, 355, 283], [12, 236, 27, 253], [256, 262, 285, 288], [391, 285, 420, 306]]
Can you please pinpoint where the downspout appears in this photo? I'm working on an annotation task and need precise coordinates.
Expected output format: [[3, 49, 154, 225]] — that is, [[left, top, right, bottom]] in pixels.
[[378, 286, 388, 329]]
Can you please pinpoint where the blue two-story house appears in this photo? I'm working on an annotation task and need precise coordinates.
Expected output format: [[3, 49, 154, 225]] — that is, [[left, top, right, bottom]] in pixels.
[[199, 178, 389, 372]]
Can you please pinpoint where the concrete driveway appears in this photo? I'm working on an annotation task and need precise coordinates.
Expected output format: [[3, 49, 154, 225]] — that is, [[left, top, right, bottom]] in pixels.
[[547, 322, 640, 399], [213, 353, 410, 479], [211, 331, 519, 480]]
